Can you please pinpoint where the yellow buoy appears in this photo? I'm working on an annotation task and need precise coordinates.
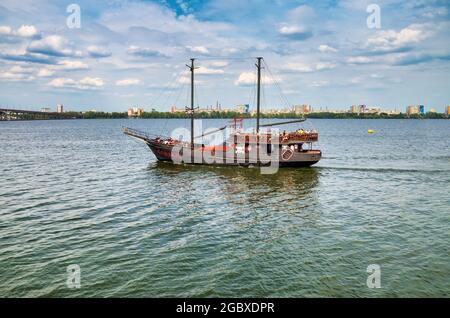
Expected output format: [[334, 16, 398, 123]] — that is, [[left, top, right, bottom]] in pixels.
[[367, 129, 375, 134]]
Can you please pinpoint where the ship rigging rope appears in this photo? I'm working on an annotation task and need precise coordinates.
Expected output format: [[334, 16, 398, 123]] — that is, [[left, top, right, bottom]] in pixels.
[[149, 69, 188, 110], [146, 68, 190, 135], [247, 64, 257, 123], [195, 80, 200, 109], [145, 57, 317, 139], [184, 73, 191, 133], [262, 59, 317, 132], [165, 74, 188, 135], [165, 74, 189, 135], [262, 60, 291, 110], [262, 67, 267, 114]]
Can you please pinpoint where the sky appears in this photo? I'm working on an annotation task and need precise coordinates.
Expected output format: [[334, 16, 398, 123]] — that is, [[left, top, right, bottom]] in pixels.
[[0, 0, 449, 112]]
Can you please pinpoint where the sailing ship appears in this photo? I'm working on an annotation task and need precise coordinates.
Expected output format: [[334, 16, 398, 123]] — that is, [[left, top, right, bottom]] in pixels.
[[123, 57, 321, 167]]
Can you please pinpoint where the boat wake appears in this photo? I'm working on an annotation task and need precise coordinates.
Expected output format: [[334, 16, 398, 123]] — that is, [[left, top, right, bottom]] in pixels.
[[316, 166, 449, 173]]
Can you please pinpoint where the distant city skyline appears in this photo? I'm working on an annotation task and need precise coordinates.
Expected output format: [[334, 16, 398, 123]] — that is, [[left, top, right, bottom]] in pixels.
[[7, 102, 447, 115], [1, 0, 450, 111]]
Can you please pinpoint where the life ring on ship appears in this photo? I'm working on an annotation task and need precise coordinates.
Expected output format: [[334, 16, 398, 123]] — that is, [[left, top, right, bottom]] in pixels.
[[282, 148, 294, 161]]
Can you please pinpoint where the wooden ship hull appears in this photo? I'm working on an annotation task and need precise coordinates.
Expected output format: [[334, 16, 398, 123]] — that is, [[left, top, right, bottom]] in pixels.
[[123, 57, 322, 168], [123, 127, 321, 167]]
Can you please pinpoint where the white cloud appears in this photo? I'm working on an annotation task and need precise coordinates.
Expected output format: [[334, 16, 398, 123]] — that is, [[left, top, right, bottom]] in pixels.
[[279, 25, 302, 35], [286, 4, 315, 20], [177, 0, 190, 13], [338, 0, 372, 10], [28, 35, 78, 57], [235, 72, 256, 86], [16, 25, 38, 38], [366, 24, 432, 53], [176, 75, 205, 85], [222, 47, 239, 55], [87, 45, 111, 58], [283, 62, 313, 73], [208, 61, 228, 68], [347, 56, 373, 64], [370, 73, 384, 79], [186, 46, 209, 55], [0, 65, 34, 81], [0, 48, 56, 64], [318, 44, 338, 53], [0, 25, 38, 38], [99, 1, 231, 35], [0, 26, 12, 35], [127, 45, 167, 58], [283, 61, 336, 72], [234, 72, 280, 86], [422, 6, 448, 19], [278, 25, 312, 40], [0, 72, 34, 82], [37, 68, 54, 77], [33, 61, 88, 78], [116, 78, 142, 86], [49, 77, 104, 90], [0, 0, 448, 111], [279, 5, 314, 40], [349, 76, 363, 84], [79, 77, 104, 87], [114, 93, 135, 98], [49, 77, 76, 88], [9, 65, 33, 74], [315, 62, 336, 71], [196, 66, 224, 75], [177, 76, 191, 84], [309, 80, 329, 87], [222, 48, 238, 55], [56, 60, 89, 70]]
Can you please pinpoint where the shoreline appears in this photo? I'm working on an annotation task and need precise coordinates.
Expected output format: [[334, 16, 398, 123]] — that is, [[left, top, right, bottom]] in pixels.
[[1, 111, 448, 121], [1, 117, 449, 121]]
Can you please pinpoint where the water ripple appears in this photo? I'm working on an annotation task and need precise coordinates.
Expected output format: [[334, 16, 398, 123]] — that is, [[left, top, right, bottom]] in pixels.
[[0, 119, 449, 297]]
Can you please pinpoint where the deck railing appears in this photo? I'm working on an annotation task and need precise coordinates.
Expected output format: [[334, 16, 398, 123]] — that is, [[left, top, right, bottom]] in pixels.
[[231, 131, 319, 143], [122, 127, 170, 140]]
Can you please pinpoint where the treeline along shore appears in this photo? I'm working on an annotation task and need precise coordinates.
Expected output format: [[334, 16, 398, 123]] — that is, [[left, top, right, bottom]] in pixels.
[[62, 110, 450, 119], [3, 110, 449, 120]]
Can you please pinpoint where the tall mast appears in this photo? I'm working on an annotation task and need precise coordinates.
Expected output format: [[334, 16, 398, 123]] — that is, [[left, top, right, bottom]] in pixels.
[[256, 57, 262, 133], [187, 58, 196, 149]]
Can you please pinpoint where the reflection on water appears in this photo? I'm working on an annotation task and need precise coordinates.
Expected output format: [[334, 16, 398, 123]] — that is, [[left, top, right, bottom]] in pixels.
[[148, 161, 322, 263], [149, 161, 319, 199]]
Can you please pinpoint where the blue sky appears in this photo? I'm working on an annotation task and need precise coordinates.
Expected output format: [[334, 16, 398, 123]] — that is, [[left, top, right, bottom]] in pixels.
[[0, 0, 449, 112]]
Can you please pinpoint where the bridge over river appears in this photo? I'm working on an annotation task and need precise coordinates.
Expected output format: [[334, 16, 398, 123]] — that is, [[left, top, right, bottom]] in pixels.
[[0, 108, 82, 121]]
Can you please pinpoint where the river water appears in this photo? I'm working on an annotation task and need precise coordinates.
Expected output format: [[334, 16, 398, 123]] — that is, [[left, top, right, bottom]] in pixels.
[[0, 118, 448, 297]]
